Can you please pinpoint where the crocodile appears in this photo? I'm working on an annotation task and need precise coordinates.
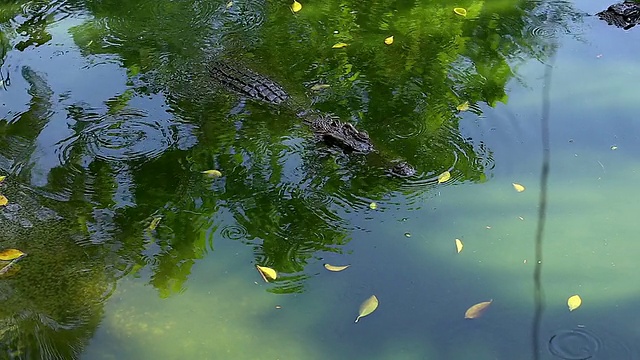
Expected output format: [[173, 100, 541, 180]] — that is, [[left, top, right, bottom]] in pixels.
[[597, 1, 640, 29], [209, 61, 416, 177]]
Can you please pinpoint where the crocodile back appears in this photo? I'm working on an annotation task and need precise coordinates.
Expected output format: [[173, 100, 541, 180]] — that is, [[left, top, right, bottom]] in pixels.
[[209, 61, 290, 105]]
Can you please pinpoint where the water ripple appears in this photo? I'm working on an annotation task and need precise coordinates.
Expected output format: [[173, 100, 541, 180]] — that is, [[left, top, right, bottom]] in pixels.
[[387, 117, 428, 139], [399, 126, 488, 196], [548, 327, 637, 360], [220, 224, 248, 240], [549, 328, 601, 360], [75, 110, 174, 163], [527, 23, 566, 39]]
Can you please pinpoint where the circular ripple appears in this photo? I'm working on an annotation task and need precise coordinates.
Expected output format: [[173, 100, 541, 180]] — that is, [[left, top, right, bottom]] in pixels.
[[82, 111, 174, 163], [529, 24, 562, 38], [220, 224, 248, 240], [549, 327, 638, 360], [549, 328, 601, 360], [303, 188, 333, 209], [387, 117, 427, 139]]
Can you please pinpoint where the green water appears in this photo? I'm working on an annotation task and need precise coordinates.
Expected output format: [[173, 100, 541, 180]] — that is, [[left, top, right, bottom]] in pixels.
[[1, 0, 640, 359]]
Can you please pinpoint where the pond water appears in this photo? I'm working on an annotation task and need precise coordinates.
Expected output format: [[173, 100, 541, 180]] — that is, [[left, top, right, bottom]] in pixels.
[[1, 0, 640, 359]]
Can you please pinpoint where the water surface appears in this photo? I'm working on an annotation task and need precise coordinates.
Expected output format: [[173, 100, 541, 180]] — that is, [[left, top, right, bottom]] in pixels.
[[1, 0, 640, 359]]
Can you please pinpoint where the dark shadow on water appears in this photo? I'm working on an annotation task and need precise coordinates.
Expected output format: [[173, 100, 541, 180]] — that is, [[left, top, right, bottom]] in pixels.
[[531, 41, 554, 360]]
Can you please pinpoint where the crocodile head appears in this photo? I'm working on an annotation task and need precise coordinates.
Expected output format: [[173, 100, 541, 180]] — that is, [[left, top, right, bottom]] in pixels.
[[389, 161, 417, 177], [598, 1, 640, 29], [309, 115, 375, 153]]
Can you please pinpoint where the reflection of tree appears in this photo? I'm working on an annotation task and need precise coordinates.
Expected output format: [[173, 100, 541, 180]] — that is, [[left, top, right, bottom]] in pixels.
[[0, 206, 114, 359], [0, 67, 51, 162], [0, 0, 584, 356], [0, 46, 118, 358], [1, 170, 133, 358]]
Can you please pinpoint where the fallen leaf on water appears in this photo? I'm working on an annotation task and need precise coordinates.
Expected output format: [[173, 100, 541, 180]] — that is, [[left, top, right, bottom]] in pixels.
[[438, 171, 451, 183], [464, 299, 493, 319], [310, 84, 331, 91], [226, 1, 233, 8], [148, 216, 162, 231], [291, 0, 302, 13], [512, 183, 525, 192], [567, 295, 582, 311], [454, 7, 467, 16], [611, 145, 618, 150], [256, 265, 277, 282], [355, 295, 379, 323], [455, 238, 463, 253], [0, 249, 26, 261], [369, 202, 377, 210], [324, 263, 350, 272], [202, 169, 222, 178], [384, 36, 394, 45], [0, 195, 7, 206], [456, 101, 470, 111], [332, 42, 348, 49], [0, 175, 5, 183]]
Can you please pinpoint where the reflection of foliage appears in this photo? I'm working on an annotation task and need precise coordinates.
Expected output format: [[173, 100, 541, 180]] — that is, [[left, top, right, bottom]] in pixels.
[[14, 12, 52, 51], [0, 0, 585, 355], [0, 180, 115, 359], [4, 0, 582, 295]]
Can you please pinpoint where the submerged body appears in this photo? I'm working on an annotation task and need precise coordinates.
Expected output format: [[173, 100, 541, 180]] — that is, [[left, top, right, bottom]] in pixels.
[[208, 61, 416, 177]]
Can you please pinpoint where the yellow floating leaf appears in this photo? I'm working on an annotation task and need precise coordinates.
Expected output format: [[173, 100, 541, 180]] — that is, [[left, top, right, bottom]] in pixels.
[[324, 263, 350, 272], [332, 42, 348, 49], [455, 238, 463, 253], [454, 7, 467, 16], [226, 1, 233, 8], [202, 169, 222, 178], [456, 101, 470, 111], [0, 175, 5, 183], [148, 216, 162, 231], [512, 183, 525, 192], [0, 249, 26, 261], [355, 295, 379, 323], [464, 299, 493, 319], [369, 202, 377, 210], [291, 0, 302, 13], [310, 84, 331, 91], [438, 171, 451, 183], [384, 36, 394, 45], [256, 265, 277, 282], [0, 195, 7, 206], [567, 295, 582, 311]]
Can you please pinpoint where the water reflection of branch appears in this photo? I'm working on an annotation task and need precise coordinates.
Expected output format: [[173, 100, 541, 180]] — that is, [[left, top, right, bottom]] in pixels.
[[532, 47, 555, 360], [0, 257, 21, 275]]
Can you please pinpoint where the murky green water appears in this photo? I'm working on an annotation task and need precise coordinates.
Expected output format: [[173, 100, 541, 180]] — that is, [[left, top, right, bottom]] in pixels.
[[1, 0, 640, 359]]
